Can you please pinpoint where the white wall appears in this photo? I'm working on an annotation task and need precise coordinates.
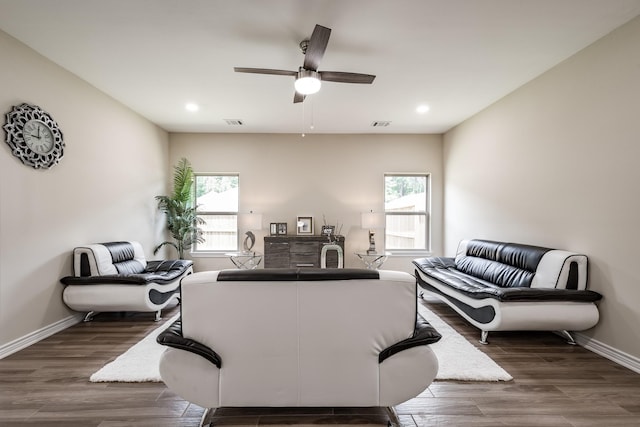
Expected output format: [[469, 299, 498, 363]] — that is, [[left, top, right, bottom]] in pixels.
[[0, 31, 169, 353], [443, 16, 640, 359], [169, 133, 443, 273]]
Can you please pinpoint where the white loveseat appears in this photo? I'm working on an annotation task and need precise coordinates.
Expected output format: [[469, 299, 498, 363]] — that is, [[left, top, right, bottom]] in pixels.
[[60, 241, 193, 321], [157, 268, 441, 426]]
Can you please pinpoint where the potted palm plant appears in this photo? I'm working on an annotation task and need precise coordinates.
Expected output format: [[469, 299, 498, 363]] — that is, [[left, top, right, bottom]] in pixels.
[[154, 157, 205, 259]]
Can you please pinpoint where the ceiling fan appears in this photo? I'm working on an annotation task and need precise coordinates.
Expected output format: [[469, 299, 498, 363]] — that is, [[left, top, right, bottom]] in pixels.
[[234, 24, 376, 103]]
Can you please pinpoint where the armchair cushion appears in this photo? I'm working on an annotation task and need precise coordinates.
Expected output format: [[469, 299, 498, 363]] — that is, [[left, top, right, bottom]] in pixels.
[[60, 259, 193, 286]]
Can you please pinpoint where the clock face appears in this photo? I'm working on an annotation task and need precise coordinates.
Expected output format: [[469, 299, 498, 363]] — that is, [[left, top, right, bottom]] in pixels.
[[3, 103, 64, 169], [23, 120, 55, 154]]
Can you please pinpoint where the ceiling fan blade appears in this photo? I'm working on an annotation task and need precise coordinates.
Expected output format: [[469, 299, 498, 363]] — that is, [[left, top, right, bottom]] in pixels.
[[293, 91, 305, 103], [303, 25, 331, 71], [319, 71, 376, 84], [234, 67, 297, 76]]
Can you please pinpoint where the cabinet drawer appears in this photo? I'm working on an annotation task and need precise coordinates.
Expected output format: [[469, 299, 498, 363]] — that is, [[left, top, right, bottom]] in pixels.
[[290, 253, 319, 268], [290, 241, 319, 254]]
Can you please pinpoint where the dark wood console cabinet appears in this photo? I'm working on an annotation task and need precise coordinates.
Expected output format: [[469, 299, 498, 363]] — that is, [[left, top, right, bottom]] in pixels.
[[264, 235, 345, 268]]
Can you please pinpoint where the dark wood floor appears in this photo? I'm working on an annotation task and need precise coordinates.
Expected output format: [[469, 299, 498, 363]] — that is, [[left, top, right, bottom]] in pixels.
[[1, 299, 640, 426]]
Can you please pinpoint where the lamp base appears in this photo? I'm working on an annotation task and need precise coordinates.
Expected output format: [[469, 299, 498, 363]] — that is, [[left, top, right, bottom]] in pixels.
[[367, 231, 377, 255], [243, 231, 256, 253]]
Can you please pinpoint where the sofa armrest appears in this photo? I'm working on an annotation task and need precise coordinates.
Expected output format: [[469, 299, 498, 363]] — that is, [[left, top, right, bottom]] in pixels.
[[157, 319, 222, 368], [379, 314, 442, 363], [60, 260, 192, 287], [60, 274, 151, 286], [494, 287, 602, 302], [145, 259, 193, 274], [413, 257, 456, 270]]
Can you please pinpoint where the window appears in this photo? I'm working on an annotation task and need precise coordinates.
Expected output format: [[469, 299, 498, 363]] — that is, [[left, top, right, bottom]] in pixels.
[[384, 174, 429, 252], [194, 174, 239, 252]]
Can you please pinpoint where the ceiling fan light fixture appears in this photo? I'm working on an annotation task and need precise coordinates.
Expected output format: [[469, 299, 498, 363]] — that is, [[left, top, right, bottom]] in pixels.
[[295, 70, 321, 95]]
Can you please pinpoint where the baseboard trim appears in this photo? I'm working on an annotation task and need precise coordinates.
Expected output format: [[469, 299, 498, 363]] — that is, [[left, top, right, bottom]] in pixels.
[[574, 331, 640, 374], [0, 314, 82, 359]]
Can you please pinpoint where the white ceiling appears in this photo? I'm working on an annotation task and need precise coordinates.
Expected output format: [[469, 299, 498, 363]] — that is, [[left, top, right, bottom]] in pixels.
[[1, 0, 640, 134]]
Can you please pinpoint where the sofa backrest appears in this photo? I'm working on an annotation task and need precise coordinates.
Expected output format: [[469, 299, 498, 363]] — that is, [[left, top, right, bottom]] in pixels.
[[455, 239, 588, 290], [73, 241, 147, 277], [179, 269, 417, 407]]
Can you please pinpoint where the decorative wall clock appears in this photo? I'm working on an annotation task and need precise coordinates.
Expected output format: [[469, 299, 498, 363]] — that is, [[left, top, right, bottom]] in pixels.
[[3, 103, 64, 169]]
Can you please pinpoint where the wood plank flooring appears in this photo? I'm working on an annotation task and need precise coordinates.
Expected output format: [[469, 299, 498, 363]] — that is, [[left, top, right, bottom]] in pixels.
[[1, 299, 640, 426]]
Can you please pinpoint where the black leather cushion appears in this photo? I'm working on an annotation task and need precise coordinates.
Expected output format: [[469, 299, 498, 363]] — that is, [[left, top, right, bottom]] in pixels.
[[103, 241, 136, 263], [415, 257, 456, 269], [113, 259, 145, 275], [415, 258, 506, 296], [145, 259, 193, 275], [466, 240, 550, 271], [456, 257, 534, 288], [455, 240, 552, 288], [60, 259, 193, 286], [217, 268, 379, 282], [413, 258, 602, 302], [465, 239, 502, 261], [102, 242, 145, 274]]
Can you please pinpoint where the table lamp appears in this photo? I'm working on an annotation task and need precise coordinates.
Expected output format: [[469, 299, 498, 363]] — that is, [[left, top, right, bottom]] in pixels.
[[240, 211, 262, 253], [361, 210, 385, 255]]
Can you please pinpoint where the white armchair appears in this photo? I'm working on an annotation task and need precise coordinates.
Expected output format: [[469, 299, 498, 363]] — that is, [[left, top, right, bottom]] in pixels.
[[157, 268, 441, 426], [60, 241, 193, 321]]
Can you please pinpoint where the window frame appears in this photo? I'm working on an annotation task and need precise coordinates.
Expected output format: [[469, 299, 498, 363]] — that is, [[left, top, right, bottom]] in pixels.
[[192, 173, 240, 254], [383, 173, 431, 255]]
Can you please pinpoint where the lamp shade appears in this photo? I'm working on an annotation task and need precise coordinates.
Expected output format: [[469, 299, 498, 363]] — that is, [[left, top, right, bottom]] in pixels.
[[239, 211, 262, 230], [295, 70, 321, 95], [361, 211, 384, 229]]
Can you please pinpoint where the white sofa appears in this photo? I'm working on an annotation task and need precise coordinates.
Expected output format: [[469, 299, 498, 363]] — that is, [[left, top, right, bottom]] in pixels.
[[60, 241, 193, 321], [414, 239, 602, 344], [157, 268, 441, 426]]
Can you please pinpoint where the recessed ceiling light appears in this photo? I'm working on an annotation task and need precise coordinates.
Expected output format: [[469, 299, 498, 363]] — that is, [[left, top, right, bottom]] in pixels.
[[185, 103, 199, 112], [416, 104, 430, 114]]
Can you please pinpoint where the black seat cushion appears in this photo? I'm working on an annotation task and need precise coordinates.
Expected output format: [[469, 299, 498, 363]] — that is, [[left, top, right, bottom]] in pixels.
[[413, 257, 602, 302], [60, 259, 193, 286]]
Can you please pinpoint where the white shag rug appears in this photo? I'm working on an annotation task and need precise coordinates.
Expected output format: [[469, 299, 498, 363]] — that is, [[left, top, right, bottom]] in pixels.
[[418, 303, 512, 381], [90, 304, 512, 383], [89, 314, 179, 383]]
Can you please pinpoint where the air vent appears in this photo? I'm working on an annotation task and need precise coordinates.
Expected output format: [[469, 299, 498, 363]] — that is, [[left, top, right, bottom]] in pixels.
[[371, 121, 391, 127], [224, 119, 244, 126]]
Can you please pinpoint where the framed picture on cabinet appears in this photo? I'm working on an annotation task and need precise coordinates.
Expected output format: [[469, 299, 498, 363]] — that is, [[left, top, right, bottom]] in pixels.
[[297, 216, 313, 235], [270, 223, 278, 236], [321, 225, 335, 237], [277, 222, 288, 235]]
